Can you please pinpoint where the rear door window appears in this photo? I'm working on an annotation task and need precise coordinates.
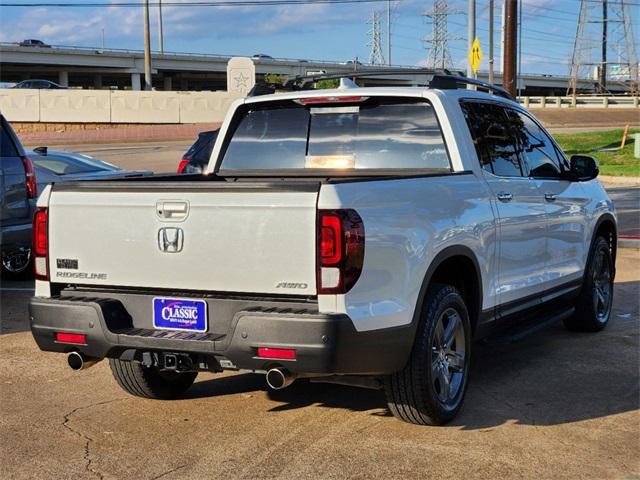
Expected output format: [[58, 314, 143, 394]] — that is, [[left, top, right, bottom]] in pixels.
[[506, 109, 563, 178], [460, 101, 524, 177], [220, 98, 450, 172]]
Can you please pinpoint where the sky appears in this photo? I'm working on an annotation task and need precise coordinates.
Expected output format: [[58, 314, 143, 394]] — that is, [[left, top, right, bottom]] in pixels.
[[0, 0, 638, 76]]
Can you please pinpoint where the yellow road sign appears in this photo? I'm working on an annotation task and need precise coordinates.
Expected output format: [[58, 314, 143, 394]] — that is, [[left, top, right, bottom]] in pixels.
[[468, 37, 483, 75]]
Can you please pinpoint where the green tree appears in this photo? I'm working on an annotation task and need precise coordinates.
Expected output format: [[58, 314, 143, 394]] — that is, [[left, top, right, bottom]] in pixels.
[[314, 79, 340, 89]]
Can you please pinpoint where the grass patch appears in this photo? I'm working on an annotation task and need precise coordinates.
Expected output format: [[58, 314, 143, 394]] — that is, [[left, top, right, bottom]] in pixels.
[[553, 128, 640, 177]]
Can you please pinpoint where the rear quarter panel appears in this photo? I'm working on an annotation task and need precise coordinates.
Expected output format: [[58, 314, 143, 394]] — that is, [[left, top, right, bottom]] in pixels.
[[318, 174, 497, 332]]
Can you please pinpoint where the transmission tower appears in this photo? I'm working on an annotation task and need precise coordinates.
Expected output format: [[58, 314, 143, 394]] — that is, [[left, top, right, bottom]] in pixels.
[[568, 0, 638, 95], [367, 10, 386, 65], [422, 0, 462, 70]]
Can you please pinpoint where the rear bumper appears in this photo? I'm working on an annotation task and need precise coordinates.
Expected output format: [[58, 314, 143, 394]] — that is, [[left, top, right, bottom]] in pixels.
[[29, 295, 412, 375]]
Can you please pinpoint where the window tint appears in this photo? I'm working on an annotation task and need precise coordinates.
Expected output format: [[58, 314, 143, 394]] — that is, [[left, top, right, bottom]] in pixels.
[[221, 99, 450, 171], [507, 109, 562, 178], [221, 106, 309, 170], [460, 101, 524, 177], [0, 124, 19, 157]]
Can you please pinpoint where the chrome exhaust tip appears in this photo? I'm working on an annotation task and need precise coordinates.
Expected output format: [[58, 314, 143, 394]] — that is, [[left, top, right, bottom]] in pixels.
[[67, 352, 101, 371], [266, 368, 296, 390]]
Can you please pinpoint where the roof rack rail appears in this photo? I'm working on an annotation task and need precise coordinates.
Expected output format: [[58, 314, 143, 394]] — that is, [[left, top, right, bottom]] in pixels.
[[246, 68, 515, 101], [246, 68, 455, 97], [428, 74, 515, 100], [282, 68, 454, 90]]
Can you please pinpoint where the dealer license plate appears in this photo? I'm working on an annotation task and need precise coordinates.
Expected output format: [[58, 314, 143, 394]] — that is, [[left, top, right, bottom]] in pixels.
[[152, 297, 207, 332]]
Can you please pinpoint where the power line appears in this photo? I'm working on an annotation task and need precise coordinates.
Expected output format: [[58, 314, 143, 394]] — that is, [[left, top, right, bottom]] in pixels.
[[1, 0, 401, 6]]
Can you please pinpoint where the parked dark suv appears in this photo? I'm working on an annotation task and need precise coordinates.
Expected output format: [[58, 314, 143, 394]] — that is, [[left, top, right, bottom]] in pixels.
[[177, 130, 218, 174], [0, 114, 37, 278]]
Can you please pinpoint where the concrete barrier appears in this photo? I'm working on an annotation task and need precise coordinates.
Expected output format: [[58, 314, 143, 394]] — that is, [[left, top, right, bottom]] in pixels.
[[111, 91, 181, 123], [179, 91, 241, 123], [0, 89, 243, 124], [40, 89, 111, 123], [0, 89, 40, 121]]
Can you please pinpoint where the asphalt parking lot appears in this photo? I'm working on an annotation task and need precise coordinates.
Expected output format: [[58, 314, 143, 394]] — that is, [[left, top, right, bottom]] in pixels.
[[1, 249, 638, 479]]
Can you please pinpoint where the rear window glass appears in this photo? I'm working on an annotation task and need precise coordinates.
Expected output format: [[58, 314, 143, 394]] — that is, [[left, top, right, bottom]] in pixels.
[[220, 98, 450, 172]]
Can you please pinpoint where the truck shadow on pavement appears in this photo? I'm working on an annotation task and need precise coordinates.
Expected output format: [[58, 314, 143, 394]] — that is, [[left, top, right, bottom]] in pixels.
[[187, 279, 639, 429]]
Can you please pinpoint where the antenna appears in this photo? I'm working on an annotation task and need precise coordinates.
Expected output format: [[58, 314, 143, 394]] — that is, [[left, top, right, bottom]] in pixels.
[[367, 10, 386, 65], [568, 0, 638, 96], [422, 0, 463, 70]]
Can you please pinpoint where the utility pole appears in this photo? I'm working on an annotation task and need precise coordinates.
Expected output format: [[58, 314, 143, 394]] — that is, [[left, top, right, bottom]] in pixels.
[[143, 0, 152, 90], [489, 0, 494, 83], [158, 0, 164, 54], [467, 0, 476, 79], [387, 0, 392, 65], [502, 0, 517, 97]]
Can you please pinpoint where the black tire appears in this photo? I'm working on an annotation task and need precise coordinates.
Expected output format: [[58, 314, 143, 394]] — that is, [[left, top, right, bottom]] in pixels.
[[1, 248, 33, 280], [564, 236, 614, 332], [109, 359, 197, 400], [384, 283, 471, 426]]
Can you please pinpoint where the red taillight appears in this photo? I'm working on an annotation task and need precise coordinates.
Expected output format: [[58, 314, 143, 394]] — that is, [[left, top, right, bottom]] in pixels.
[[257, 347, 296, 360], [317, 209, 365, 294], [295, 96, 369, 105], [33, 207, 48, 280], [320, 214, 342, 265], [21, 156, 37, 199], [55, 332, 87, 345], [177, 158, 190, 174]]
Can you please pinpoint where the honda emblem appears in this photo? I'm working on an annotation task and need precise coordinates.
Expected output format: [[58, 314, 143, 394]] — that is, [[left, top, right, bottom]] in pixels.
[[158, 227, 184, 253]]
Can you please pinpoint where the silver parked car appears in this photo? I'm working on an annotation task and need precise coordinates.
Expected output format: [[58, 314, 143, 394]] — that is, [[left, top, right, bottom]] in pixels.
[[29, 147, 150, 194]]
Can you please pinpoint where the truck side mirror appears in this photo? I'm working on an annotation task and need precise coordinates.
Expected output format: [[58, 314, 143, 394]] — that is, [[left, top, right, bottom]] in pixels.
[[568, 155, 599, 181]]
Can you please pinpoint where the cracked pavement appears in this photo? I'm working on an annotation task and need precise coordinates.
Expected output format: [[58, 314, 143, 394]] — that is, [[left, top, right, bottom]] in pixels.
[[1, 251, 638, 479]]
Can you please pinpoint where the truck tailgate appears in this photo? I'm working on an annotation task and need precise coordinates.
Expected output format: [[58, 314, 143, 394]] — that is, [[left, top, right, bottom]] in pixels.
[[48, 182, 319, 295]]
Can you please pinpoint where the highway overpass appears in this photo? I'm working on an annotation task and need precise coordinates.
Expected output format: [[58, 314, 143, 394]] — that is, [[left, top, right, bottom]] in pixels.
[[0, 42, 600, 95]]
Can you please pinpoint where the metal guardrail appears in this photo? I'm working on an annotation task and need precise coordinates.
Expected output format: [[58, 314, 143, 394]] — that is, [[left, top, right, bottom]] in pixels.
[[519, 96, 639, 108]]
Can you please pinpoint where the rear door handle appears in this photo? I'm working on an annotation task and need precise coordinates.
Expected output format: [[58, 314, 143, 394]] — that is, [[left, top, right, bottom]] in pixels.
[[496, 192, 513, 202], [544, 193, 557, 202]]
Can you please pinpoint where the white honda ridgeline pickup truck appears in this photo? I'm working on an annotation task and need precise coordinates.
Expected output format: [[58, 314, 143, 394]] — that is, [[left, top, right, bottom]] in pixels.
[[30, 75, 616, 425]]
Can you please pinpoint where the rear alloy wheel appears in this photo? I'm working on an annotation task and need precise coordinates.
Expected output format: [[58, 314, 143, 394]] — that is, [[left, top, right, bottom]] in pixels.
[[109, 359, 197, 400], [1, 247, 32, 279], [385, 284, 471, 426], [564, 236, 614, 332]]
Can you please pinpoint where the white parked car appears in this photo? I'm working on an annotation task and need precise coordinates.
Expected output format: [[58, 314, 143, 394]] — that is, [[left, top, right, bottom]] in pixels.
[[30, 75, 616, 425]]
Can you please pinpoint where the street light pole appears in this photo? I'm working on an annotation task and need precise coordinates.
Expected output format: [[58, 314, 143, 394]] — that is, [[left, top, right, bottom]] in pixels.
[[387, 0, 391, 65], [489, 0, 494, 83], [143, 0, 152, 90], [158, 0, 164, 54]]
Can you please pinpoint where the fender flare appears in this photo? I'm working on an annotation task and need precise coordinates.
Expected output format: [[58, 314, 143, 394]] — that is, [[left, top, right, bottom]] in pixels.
[[408, 244, 483, 336]]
